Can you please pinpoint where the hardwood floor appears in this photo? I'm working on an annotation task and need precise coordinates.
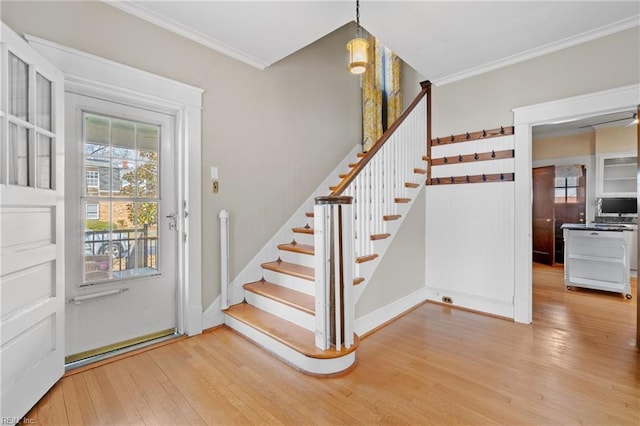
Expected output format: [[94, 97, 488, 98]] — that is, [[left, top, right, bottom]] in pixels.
[[24, 264, 639, 425]]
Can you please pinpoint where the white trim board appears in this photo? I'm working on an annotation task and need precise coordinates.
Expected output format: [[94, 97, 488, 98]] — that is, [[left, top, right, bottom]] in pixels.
[[512, 83, 640, 324], [25, 35, 205, 337]]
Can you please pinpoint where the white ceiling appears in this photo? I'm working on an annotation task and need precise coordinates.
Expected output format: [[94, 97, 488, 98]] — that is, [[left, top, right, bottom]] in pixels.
[[533, 110, 638, 139], [110, 1, 639, 85]]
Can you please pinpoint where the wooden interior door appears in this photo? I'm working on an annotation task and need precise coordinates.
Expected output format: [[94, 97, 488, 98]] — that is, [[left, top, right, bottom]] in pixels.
[[533, 166, 555, 265]]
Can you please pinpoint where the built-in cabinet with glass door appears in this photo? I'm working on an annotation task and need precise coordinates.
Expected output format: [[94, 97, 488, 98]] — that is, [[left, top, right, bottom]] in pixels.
[[596, 152, 637, 197]]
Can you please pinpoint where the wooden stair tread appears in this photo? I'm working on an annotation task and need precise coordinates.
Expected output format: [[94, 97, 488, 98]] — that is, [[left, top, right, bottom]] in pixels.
[[414, 168, 428, 174], [292, 226, 314, 235], [353, 277, 365, 285], [357, 152, 366, 158], [405, 182, 420, 188], [395, 198, 411, 203], [225, 303, 358, 359], [262, 260, 314, 281], [371, 233, 391, 241], [384, 214, 401, 221], [355, 254, 379, 264], [278, 242, 314, 255], [305, 212, 314, 218], [243, 280, 314, 315]]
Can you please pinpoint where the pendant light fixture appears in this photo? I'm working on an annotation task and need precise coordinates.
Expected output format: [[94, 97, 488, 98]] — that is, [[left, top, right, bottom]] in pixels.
[[346, 0, 368, 74]]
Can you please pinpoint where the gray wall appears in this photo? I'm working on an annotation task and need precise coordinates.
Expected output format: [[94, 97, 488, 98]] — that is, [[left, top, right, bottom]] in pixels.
[[355, 188, 425, 317], [1, 1, 361, 309]]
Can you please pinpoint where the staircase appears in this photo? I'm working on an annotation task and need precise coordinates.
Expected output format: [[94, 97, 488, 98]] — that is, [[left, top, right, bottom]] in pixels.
[[224, 81, 431, 375]]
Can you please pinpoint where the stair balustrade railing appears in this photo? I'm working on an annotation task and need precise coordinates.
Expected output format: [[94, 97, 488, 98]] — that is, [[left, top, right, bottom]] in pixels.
[[313, 81, 431, 350]]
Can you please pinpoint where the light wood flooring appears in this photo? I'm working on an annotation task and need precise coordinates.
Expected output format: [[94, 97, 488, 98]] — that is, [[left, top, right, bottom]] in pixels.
[[24, 264, 639, 425]]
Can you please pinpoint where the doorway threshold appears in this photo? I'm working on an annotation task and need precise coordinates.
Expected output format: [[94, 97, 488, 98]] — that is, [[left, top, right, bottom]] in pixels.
[[64, 329, 184, 376]]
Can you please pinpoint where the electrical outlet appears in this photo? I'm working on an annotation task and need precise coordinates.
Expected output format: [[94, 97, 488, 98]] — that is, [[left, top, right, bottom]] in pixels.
[[212, 181, 219, 193], [442, 296, 453, 304]]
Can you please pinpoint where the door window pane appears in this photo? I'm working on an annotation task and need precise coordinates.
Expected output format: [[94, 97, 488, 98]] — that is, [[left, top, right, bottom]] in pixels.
[[8, 122, 29, 186], [81, 112, 161, 284], [36, 134, 52, 189], [36, 73, 52, 131], [8, 52, 28, 121]]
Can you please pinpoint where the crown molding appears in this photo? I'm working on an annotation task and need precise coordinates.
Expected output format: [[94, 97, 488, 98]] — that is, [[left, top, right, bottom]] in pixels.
[[108, 0, 271, 70], [433, 15, 640, 87]]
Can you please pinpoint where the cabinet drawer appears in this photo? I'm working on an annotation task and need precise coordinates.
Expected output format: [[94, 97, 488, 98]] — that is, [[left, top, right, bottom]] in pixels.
[[568, 233, 626, 259]]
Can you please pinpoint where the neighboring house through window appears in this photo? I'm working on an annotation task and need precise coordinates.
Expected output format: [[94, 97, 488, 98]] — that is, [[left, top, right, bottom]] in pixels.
[[86, 170, 99, 188]]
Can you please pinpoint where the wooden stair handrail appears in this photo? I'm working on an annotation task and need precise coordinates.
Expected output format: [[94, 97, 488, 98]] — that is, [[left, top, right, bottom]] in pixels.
[[331, 80, 432, 196]]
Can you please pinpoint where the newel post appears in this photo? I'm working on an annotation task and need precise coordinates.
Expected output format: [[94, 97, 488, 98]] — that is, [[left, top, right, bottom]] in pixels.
[[314, 195, 354, 351]]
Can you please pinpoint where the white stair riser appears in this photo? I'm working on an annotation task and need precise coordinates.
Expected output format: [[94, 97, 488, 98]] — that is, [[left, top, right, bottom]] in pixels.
[[244, 291, 314, 331], [262, 269, 315, 295], [224, 314, 356, 375], [278, 250, 315, 268], [292, 232, 314, 246]]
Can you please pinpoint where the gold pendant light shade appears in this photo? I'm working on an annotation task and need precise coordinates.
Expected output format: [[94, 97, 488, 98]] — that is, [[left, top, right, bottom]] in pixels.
[[347, 37, 369, 75]]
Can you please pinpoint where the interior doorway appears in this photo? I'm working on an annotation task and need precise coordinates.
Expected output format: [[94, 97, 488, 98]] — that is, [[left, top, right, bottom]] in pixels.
[[512, 84, 639, 344]]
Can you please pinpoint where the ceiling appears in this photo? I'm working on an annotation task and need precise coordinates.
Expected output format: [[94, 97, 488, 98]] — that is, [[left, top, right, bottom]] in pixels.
[[533, 110, 638, 139], [110, 1, 639, 85]]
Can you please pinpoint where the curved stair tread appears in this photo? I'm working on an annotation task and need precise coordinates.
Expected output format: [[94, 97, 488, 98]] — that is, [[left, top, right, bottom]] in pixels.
[[278, 242, 314, 256], [262, 260, 314, 281], [226, 303, 359, 359], [243, 280, 315, 315]]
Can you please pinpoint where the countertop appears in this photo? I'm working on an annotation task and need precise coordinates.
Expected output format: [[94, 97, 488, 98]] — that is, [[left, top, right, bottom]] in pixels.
[[561, 223, 634, 232]]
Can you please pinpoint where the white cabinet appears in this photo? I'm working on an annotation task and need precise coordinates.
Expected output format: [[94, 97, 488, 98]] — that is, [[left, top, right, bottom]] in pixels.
[[562, 226, 632, 298], [596, 152, 637, 197]]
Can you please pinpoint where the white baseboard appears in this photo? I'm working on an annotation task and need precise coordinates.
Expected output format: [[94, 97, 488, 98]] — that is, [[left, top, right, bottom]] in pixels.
[[355, 287, 428, 336]]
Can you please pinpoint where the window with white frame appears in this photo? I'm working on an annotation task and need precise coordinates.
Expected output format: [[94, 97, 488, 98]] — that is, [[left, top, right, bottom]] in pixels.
[[85, 203, 99, 219], [86, 170, 99, 188]]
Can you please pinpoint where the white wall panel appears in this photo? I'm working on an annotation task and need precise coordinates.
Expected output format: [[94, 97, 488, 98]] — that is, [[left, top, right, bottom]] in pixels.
[[1, 314, 55, 387], [1, 262, 55, 320], [0, 207, 53, 250], [425, 181, 515, 317]]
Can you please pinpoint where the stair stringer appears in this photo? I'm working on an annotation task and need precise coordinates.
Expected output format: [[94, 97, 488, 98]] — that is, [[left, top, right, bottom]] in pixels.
[[222, 145, 362, 309], [353, 183, 426, 303]]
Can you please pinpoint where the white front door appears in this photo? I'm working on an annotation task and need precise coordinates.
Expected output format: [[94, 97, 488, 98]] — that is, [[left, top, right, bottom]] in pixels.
[[0, 23, 65, 421], [64, 93, 179, 362]]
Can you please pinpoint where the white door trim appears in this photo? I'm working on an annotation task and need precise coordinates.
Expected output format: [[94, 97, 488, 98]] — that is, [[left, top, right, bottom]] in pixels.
[[512, 83, 640, 324], [25, 35, 204, 336]]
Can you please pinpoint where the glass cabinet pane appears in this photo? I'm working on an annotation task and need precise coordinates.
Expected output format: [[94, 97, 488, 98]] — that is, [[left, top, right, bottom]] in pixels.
[[37, 134, 52, 189], [8, 52, 28, 121], [8, 122, 29, 186], [36, 73, 52, 131]]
